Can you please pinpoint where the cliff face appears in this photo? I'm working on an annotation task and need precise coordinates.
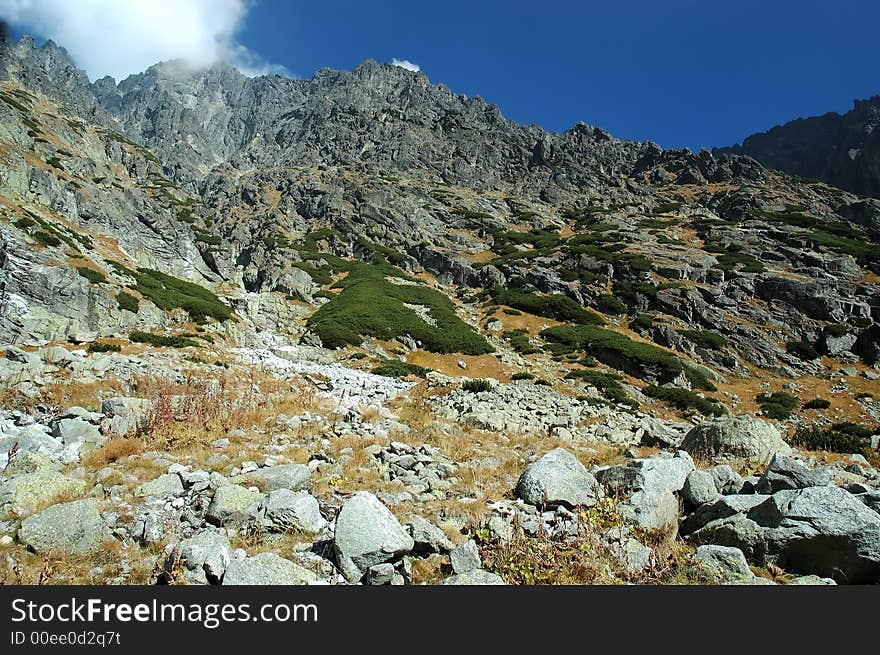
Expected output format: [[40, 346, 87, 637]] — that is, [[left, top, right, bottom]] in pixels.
[[717, 96, 880, 200]]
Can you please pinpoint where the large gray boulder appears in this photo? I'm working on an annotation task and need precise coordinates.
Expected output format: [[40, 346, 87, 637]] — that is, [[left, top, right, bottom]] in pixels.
[[449, 539, 481, 574], [171, 531, 233, 585], [263, 489, 325, 533], [223, 552, 317, 585], [515, 448, 600, 509], [205, 484, 263, 527], [18, 499, 111, 555], [597, 451, 694, 532], [694, 544, 755, 583], [680, 416, 791, 464], [755, 453, 832, 494], [242, 464, 311, 492], [442, 569, 506, 585], [682, 469, 721, 511], [0, 471, 87, 516], [690, 485, 880, 583], [101, 397, 153, 436], [408, 515, 454, 554], [332, 491, 414, 583], [136, 473, 185, 498]]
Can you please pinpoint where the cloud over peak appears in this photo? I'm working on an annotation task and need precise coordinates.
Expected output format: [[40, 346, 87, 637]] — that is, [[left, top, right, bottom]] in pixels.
[[390, 58, 420, 73], [0, 0, 288, 80]]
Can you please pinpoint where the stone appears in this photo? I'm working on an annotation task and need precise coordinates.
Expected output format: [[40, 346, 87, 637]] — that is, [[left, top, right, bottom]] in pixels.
[[515, 448, 600, 509], [694, 544, 754, 582], [449, 539, 481, 574], [136, 473, 184, 498], [242, 464, 311, 491], [0, 471, 87, 516], [682, 470, 721, 510], [408, 515, 454, 554], [690, 486, 880, 584], [223, 552, 317, 585], [100, 397, 153, 436], [18, 499, 111, 555], [263, 489, 326, 533], [173, 531, 233, 584], [680, 416, 791, 464], [51, 417, 102, 446], [755, 453, 832, 494], [2, 451, 62, 475], [205, 484, 263, 527], [605, 531, 653, 572], [443, 570, 506, 585], [332, 491, 414, 583], [681, 494, 770, 535], [709, 464, 744, 495]]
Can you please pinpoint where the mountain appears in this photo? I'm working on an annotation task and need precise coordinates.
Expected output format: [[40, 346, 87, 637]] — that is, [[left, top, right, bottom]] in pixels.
[[1, 34, 879, 586], [716, 96, 880, 199]]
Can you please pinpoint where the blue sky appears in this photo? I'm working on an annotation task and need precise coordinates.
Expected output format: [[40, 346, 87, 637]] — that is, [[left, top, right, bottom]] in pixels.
[[235, 0, 880, 150], [5, 0, 879, 150]]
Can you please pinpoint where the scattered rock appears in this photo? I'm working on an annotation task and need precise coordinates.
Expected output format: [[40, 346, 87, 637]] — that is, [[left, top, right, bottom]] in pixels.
[[18, 499, 111, 556], [515, 448, 600, 509]]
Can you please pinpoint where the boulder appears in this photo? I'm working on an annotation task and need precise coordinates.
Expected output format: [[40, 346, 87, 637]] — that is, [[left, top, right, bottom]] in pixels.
[[172, 531, 233, 584], [693, 544, 755, 583], [242, 464, 311, 492], [51, 417, 102, 447], [449, 539, 481, 574], [755, 453, 832, 494], [332, 491, 414, 583], [101, 397, 153, 436], [709, 464, 744, 495], [0, 471, 87, 516], [442, 570, 506, 585], [205, 484, 263, 527], [682, 470, 722, 510], [223, 552, 317, 585], [690, 485, 880, 583], [263, 489, 325, 533], [408, 515, 454, 554], [680, 416, 791, 464], [136, 473, 184, 498], [515, 448, 600, 509], [18, 499, 111, 555]]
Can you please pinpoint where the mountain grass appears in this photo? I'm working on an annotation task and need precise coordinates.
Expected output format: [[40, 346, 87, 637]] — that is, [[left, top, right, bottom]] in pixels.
[[491, 287, 605, 326]]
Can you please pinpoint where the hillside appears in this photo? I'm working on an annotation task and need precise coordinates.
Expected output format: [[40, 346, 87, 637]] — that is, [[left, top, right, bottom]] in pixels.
[[0, 33, 879, 586]]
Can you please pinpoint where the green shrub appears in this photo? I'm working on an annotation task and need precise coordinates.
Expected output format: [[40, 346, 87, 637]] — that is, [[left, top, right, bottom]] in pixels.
[[87, 342, 121, 353], [128, 268, 232, 323], [13, 217, 36, 230], [308, 263, 492, 355], [785, 340, 820, 361], [791, 422, 876, 455], [803, 398, 831, 410], [533, 379, 552, 386], [542, 324, 716, 390], [565, 369, 636, 408], [678, 329, 726, 350], [643, 385, 724, 416], [491, 287, 605, 326], [76, 266, 107, 284], [116, 292, 140, 313], [462, 379, 493, 393], [34, 231, 62, 247], [824, 324, 848, 338], [503, 329, 537, 355], [503, 308, 522, 316], [129, 331, 199, 348], [756, 391, 799, 419], [631, 313, 654, 331], [597, 295, 627, 315], [512, 371, 535, 380], [371, 359, 431, 379]]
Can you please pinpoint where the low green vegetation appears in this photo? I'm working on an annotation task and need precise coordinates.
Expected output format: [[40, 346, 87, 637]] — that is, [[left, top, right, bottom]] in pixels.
[[678, 329, 726, 350], [116, 292, 140, 314], [803, 398, 831, 410], [118, 266, 232, 323], [756, 391, 799, 419], [565, 369, 635, 408], [307, 263, 492, 355], [462, 379, 493, 393], [371, 359, 431, 379], [129, 331, 199, 348], [502, 329, 537, 355], [491, 287, 604, 326], [597, 295, 627, 315], [541, 324, 716, 390], [643, 385, 724, 417], [33, 230, 62, 247], [785, 340, 820, 361], [87, 342, 121, 353], [76, 266, 107, 284], [791, 422, 876, 455], [511, 371, 535, 380]]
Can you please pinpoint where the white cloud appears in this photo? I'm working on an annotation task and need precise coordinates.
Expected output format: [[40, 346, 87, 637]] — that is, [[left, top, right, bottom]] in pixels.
[[0, 0, 289, 80], [390, 58, 420, 73]]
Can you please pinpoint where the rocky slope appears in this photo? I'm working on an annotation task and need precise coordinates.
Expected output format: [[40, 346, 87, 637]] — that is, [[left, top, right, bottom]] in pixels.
[[0, 33, 879, 585], [717, 96, 880, 200]]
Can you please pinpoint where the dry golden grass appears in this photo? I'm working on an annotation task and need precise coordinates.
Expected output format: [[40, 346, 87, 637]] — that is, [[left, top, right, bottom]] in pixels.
[[0, 539, 138, 585], [81, 438, 144, 467]]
